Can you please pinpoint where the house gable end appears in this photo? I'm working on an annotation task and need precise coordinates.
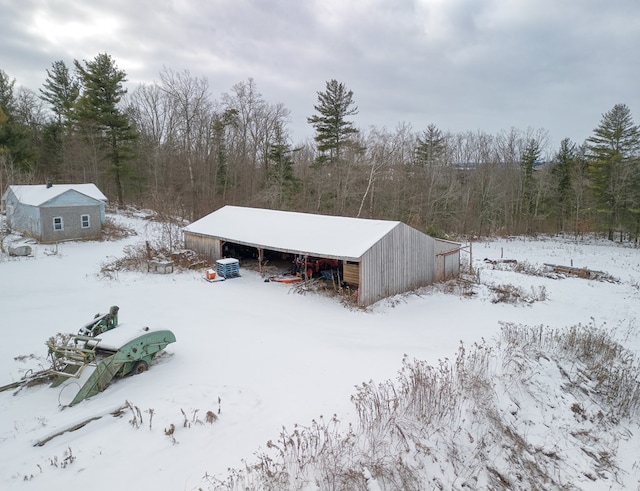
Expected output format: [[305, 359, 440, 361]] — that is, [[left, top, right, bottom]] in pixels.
[[40, 189, 103, 207]]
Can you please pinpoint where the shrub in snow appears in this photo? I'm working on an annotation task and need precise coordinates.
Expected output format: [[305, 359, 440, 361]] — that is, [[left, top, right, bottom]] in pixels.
[[201, 321, 640, 490]]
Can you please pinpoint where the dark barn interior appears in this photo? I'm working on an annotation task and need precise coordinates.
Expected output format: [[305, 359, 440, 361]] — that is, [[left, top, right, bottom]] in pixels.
[[221, 240, 344, 283]]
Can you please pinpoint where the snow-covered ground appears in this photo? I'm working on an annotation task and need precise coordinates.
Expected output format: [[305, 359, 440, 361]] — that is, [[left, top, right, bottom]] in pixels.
[[0, 214, 639, 490]]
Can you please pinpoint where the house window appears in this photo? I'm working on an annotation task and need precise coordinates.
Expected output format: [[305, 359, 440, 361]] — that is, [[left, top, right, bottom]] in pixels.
[[81, 214, 90, 228], [53, 217, 63, 231]]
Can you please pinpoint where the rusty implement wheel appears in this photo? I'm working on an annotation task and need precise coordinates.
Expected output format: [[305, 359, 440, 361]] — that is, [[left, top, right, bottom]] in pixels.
[[131, 360, 149, 375]]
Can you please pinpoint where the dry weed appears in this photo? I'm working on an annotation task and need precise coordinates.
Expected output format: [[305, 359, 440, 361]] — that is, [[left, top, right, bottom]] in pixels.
[[201, 321, 640, 490]]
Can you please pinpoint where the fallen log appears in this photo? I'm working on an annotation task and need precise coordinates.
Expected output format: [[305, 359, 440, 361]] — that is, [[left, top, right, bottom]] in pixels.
[[33, 403, 128, 447], [543, 263, 612, 281], [484, 258, 518, 265], [0, 370, 54, 395]]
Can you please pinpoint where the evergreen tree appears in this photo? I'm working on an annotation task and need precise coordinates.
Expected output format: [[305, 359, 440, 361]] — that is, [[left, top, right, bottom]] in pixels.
[[39, 61, 80, 180], [40, 60, 79, 125], [307, 79, 359, 166], [212, 108, 237, 198], [586, 103, 640, 239], [520, 139, 540, 182], [0, 70, 35, 176], [74, 53, 138, 204], [571, 145, 592, 236], [0, 70, 16, 116], [519, 139, 540, 232], [265, 121, 300, 208], [415, 123, 446, 167], [551, 138, 577, 230]]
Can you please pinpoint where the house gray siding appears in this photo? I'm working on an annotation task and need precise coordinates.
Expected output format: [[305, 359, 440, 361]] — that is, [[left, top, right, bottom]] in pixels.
[[4, 189, 41, 237], [3, 187, 106, 242], [359, 224, 435, 306], [40, 203, 102, 242]]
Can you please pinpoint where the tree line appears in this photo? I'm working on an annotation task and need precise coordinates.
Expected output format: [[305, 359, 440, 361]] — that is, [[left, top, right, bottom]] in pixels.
[[1, 53, 639, 240]]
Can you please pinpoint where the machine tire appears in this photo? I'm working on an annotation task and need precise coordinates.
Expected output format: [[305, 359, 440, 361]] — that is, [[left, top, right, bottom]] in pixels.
[[131, 360, 149, 375]]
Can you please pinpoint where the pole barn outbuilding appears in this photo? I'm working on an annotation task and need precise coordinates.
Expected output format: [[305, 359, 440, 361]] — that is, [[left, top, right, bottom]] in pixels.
[[184, 206, 458, 307]]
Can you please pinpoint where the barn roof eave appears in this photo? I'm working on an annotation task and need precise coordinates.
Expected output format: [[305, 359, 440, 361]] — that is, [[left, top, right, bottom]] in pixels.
[[183, 230, 361, 262]]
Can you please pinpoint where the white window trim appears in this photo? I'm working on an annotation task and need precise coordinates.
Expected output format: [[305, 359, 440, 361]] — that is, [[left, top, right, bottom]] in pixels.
[[81, 214, 90, 229], [53, 216, 63, 231]]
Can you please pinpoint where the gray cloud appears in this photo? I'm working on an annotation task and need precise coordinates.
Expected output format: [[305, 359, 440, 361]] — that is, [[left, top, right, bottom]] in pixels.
[[2, 0, 639, 149]]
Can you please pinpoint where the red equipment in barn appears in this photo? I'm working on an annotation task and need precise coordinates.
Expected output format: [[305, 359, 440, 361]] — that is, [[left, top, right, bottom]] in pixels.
[[293, 255, 339, 279]]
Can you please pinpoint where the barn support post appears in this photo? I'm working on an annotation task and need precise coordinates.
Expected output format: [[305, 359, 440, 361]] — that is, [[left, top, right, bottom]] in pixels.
[[258, 247, 263, 275]]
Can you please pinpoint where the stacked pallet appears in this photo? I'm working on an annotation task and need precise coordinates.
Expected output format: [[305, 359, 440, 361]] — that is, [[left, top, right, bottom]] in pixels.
[[216, 258, 240, 278]]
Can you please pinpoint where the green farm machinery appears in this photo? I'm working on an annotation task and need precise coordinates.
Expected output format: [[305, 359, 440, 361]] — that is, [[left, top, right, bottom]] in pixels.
[[1, 306, 176, 406], [78, 305, 120, 336]]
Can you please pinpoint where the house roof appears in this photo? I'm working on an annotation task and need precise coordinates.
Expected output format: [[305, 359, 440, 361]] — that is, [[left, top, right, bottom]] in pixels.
[[183, 206, 400, 260], [5, 184, 107, 206]]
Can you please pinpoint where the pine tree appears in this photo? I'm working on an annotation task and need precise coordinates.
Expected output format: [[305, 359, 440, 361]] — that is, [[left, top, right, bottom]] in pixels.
[[0, 70, 16, 116], [212, 108, 237, 199], [74, 53, 138, 204], [307, 79, 359, 166], [519, 139, 540, 233], [265, 121, 300, 208], [415, 123, 446, 167], [40, 60, 79, 125], [586, 103, 640, 239], [0, 70, 35, 176], [39, 61, 80, 180], [551, 138, 577, 230]]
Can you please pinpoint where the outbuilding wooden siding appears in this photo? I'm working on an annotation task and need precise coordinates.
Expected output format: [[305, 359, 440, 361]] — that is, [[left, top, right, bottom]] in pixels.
[[183, 232, 222, 261], [182, 207, 457, 307], [359, 223, 435, 306], [185, 223, 436, 307]]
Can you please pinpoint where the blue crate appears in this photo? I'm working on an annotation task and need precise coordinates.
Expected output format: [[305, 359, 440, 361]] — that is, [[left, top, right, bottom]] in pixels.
[[216, 258, 240, 278]]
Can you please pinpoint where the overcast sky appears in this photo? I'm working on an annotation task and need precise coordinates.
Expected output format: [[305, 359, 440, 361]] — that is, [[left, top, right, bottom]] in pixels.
[[2, 0, 639, 151]]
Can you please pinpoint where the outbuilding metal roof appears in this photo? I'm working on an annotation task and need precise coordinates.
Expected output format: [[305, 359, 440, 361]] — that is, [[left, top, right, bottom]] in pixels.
[[5, 184, 107, 206], [184, 206, 400, 260]]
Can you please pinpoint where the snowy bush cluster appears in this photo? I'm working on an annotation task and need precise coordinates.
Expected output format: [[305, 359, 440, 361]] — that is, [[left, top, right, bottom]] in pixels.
[[202, 321, 640, 490]]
